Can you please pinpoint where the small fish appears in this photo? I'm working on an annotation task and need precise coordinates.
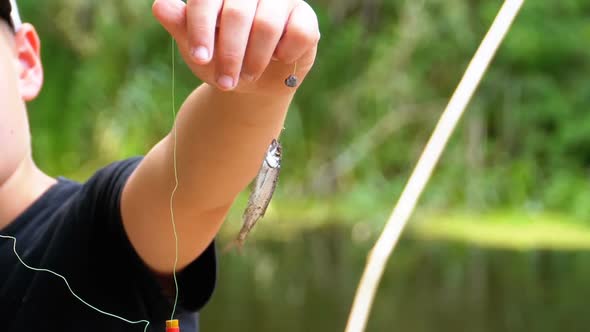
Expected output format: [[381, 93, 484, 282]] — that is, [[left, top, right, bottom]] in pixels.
[[226, 139, 282, 251]]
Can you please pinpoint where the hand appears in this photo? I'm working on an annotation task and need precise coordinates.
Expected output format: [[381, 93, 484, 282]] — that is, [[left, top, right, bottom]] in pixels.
[[152, 0, 320, 95]]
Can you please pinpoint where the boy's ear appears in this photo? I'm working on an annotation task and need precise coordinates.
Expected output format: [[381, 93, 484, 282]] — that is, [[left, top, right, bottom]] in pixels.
[[15, 23, 43, 101]]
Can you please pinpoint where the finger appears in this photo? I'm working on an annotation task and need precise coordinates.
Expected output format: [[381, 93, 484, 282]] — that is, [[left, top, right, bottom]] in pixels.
[[297, 43, 318, 74], [241, 0, 290, 82], [152, 0, 187, 40], [186, 0, 223, 64], [216, 0, 259, 90], [274, 1, 320, 65]]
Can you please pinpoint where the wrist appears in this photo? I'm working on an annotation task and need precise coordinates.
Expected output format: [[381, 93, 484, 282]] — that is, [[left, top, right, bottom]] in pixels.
[[193, 83, 294, 132], [203, 82, 296, 107]]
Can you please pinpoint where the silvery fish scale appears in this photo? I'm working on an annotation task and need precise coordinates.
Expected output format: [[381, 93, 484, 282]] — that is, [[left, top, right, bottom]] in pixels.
[[234, 139, 281, 247]]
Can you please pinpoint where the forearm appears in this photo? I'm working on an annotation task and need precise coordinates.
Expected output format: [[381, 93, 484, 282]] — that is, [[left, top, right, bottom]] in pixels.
[[122, 83, 293, 271], [122, 0, 318, 272], [168, 83, 293, 210]]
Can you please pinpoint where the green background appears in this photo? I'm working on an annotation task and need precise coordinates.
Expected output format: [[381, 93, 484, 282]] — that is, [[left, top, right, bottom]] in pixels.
[[16, 0, 590, 331]]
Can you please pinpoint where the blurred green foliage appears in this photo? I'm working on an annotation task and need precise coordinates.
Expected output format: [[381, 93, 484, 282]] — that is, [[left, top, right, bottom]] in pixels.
[[14, 1, 590, 330], [19, 0, 590, 221]]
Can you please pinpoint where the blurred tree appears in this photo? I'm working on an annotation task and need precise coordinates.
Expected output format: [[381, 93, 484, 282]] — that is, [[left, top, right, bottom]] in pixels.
[[18, 0, 590, 219]]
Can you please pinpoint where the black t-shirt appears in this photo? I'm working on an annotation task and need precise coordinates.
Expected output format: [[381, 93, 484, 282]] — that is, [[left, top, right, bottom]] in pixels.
[[0, 157, 216, 332]]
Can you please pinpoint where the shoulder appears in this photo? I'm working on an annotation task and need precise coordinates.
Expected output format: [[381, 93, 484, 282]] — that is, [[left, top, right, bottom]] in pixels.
[[2, 157, 143, 236], [68, 157, 144, 212], [84, 157, 144, 193]]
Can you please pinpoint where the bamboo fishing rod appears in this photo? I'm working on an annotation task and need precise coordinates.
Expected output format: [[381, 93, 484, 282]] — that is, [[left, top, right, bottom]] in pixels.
[[344, 1, 526, 331]]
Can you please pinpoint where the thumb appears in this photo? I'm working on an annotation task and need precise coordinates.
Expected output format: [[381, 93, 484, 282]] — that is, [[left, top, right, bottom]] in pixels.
[[152, 0, 187, 40]]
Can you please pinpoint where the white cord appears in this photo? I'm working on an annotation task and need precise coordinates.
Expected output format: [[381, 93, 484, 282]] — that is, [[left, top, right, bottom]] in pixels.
[[0, 234, 150, 332]]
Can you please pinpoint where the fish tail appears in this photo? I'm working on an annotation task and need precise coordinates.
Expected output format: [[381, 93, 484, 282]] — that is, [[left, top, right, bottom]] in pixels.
[[222, 237, 245, 255]]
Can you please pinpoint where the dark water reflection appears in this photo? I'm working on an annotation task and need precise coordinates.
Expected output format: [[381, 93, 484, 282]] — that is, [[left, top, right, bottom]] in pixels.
[[201, 224, 590, 332]]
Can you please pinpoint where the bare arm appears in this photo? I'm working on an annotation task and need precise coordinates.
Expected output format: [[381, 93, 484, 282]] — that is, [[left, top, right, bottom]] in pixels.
[[120, 0, 319, 273], [121, 85, 292, 272]]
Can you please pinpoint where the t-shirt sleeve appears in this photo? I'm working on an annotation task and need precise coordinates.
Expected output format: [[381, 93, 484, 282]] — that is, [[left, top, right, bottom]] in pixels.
[[69, 157, 216, 321]]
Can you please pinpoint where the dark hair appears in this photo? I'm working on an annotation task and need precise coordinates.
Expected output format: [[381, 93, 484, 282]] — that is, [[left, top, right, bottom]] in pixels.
[[0, 0, 14, 30]]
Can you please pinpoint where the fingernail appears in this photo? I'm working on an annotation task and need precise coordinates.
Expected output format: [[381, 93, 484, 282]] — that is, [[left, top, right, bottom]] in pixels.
[[217, 75, 235, 90], [191, 46, 209, 62], [271, 55, 279, 61]]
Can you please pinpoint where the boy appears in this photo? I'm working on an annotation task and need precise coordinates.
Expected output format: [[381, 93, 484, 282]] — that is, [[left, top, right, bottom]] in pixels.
[[0, 0, 319, 331]]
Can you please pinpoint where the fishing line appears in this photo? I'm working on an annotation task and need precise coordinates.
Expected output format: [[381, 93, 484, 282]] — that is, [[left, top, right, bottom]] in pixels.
[[0, 37, 182, 332], [0, 234, 151, 332], [2, 13, 297, 327], [169, 36, 181, 321]]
